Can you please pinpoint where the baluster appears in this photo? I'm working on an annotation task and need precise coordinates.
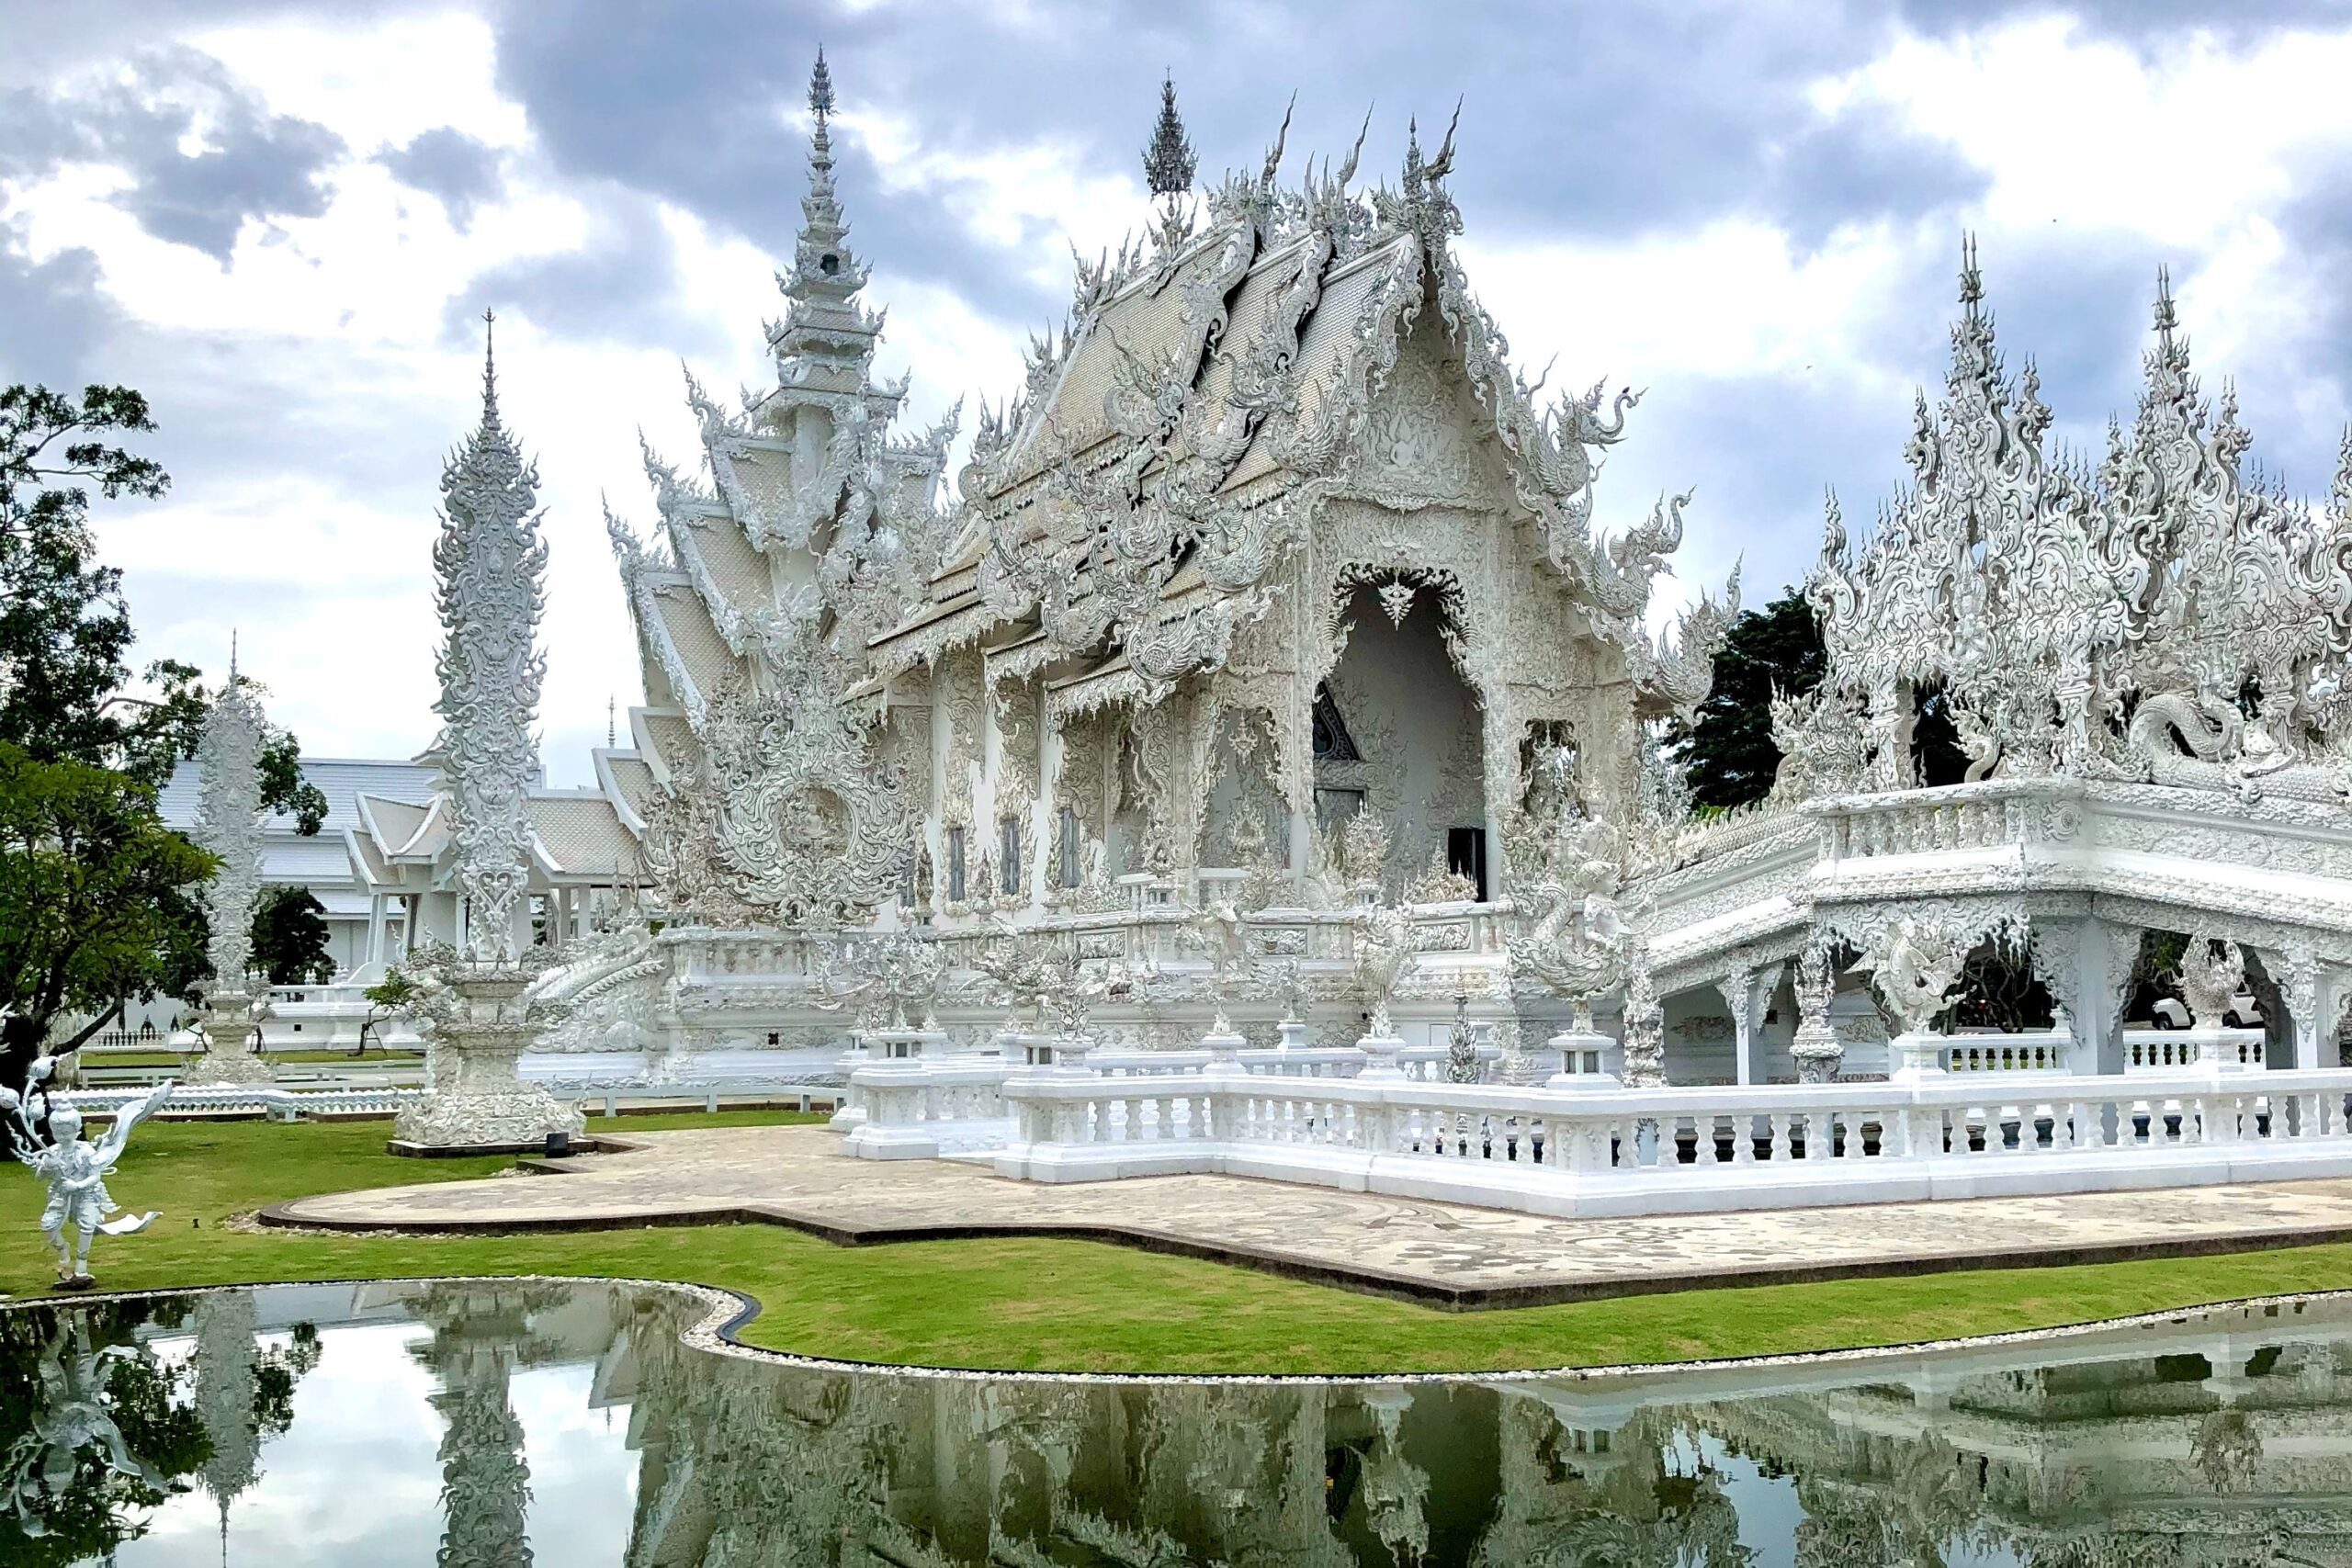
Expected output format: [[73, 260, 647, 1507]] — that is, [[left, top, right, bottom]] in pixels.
[[1769, 1113, 1791, 1162]]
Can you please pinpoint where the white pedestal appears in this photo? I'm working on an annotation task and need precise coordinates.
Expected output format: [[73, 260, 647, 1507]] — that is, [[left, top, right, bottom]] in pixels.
[[393, 970, 582, 1152], [1888, 1031, 1948, 1082], [1355, 1032, 1407, 1079], [1544, 1026, 1620, 1089], [187, 990, 274, 1086]]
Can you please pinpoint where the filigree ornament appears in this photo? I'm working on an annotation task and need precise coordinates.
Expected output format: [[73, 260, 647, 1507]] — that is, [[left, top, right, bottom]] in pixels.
[[1351, 903, 1414, 1037], [192, 672, 268, 990], [432, 321, 548, 966], [970, 926, 1115, 1040], [1802, 242, 2352, 806], [1179, 898, 1248, 1032], [1866, 917, 1970, 1036], [1507, 813, 1632, 1022], [2176, 931, 2247, 1028]]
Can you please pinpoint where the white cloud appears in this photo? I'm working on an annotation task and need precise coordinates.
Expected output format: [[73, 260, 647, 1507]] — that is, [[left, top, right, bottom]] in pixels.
[[191, 7, 528, 153], [18, 0, 2352, 781]]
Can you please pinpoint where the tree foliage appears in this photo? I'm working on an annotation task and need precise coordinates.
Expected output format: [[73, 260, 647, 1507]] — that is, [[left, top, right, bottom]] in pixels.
[[0, 384, 197, 785], [1670, 588, 1826, 809], [0, 744, 215, 1083], [248, 884, 334, 986], [0, 382, 332, 1090], [0, 1300, 210, 1564]]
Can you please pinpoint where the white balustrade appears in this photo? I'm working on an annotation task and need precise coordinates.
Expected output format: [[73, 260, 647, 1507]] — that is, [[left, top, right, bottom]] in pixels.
[[1942, 1031, 2074, 1074], [837, 1040, 1502, 1161], [2122, 1027, 2266, 1074], [987, 1066, 2352, 1219], [843, 1055, 1020, 1158]]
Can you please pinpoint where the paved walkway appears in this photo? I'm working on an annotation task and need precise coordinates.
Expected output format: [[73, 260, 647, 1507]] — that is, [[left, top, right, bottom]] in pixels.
[[261, 1125, 2352, 1307]]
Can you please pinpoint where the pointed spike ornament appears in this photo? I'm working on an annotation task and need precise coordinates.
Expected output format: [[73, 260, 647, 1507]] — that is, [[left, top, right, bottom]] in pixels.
[[809, 45, 835, 121], [1141, 71, 1196, 199], [432, 312, 548, 964]]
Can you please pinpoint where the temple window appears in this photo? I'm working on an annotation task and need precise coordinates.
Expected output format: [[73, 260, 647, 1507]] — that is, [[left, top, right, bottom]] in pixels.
[[1310, 682, 1361, 761], [1316, 786, 1365, 830], [1000, 817, 1022, 895], [1058, 805, 1081, 887], [946, 825, 967, 902]]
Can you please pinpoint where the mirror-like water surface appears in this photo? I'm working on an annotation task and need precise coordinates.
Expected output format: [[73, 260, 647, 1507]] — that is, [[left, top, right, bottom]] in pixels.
[[2, 1278, 2344, 1565]]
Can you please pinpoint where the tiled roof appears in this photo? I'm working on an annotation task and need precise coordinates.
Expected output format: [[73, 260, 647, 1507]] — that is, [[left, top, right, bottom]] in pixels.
[[651, 582, 743, 702], [528, 795, 640, 876], [603, 755, 657, 817], [359, 795, 429, 852], [159, 757, 435, 835]]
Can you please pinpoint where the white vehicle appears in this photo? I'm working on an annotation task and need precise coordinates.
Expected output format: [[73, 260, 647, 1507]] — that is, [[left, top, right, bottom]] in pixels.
[[2149, 993, 2266, 1029]]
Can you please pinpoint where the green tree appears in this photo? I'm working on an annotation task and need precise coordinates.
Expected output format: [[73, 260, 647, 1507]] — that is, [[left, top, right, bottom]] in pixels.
[[1671, 588, 1826, 809], [1, 384, 325, 1093], [2, 384, 198, 785], [0, 745, 217, 1089], [1671, 582, 1970, 807], [248, 884, 334, 986], [357, 966, 419, 1055]]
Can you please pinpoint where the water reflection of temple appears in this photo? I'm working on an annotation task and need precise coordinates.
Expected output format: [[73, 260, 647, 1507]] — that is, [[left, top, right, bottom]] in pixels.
[[34, 1282, 2352, 1564], [601, 1294, 2352, 1567]]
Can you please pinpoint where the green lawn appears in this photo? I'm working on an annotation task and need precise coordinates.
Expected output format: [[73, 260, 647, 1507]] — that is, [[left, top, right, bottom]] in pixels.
[[2, 1117, 2346, 1375]]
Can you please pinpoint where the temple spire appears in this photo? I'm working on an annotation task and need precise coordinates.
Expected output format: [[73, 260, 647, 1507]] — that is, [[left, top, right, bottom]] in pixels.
[[772, 48, 879, 390], [805, 49, 840, 223], [1141, 72, 1196, 202], [480, 310, 501, 431]]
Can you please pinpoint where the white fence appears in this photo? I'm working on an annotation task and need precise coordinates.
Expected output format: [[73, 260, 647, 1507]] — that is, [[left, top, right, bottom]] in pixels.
[[981, 1065, 2352, 1219], [842, 1042, 1498, 1160]]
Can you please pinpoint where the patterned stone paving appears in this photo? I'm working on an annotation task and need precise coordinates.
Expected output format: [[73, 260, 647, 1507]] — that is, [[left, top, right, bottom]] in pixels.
[[262, 1125, 2352, 1306]]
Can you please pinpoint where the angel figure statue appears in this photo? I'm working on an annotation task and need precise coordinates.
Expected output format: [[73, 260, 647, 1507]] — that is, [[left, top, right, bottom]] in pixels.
[[1, 1077, 174, 1287]]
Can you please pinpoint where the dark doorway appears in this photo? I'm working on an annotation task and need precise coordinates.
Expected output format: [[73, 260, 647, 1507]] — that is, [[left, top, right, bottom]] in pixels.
[[1447, 827, 1488, 901]]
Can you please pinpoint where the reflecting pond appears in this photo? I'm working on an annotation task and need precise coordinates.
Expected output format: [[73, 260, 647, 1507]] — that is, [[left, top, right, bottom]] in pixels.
[[3, 1278, 2347, 1565]]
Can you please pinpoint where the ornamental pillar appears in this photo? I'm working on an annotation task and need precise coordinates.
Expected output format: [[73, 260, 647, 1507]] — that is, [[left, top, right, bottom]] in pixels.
[[2265, 946, 2348, 1072], [393, 317, 575, 1151], [188, 662, 277, 1087], [1864, 679, 1916, 791], [2031, 917, 2140, 1076], [1715, 962, 1780, 1087], [1790, 939, 1844, 1084]]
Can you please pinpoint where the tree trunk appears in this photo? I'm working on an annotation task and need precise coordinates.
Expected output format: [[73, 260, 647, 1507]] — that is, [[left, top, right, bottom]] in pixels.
[[0, 1010, 49, 1095]]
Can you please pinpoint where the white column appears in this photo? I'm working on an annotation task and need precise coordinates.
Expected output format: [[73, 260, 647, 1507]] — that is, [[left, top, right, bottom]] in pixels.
[[367, 894, 388, 966], [1718, 970, 1754, 1086]]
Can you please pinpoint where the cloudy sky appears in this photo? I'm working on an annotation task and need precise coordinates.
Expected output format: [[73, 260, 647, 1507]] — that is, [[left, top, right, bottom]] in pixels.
[[5, 1, 2350, 784]]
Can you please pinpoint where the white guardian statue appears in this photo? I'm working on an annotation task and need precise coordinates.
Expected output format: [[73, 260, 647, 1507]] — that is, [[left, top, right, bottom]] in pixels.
[[2, 1077, 172, 1286]]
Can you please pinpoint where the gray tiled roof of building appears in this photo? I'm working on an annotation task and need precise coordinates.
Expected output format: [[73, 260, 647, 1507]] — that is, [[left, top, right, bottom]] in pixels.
[[159, 757, 437, 835]]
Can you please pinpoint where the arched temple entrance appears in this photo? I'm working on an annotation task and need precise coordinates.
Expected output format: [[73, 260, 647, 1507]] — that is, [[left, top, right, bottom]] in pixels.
[[1312, 584, 1488, 897]]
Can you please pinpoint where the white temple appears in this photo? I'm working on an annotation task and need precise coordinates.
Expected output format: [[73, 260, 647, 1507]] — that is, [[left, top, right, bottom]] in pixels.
[[349, 61, 2352, 1211]]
